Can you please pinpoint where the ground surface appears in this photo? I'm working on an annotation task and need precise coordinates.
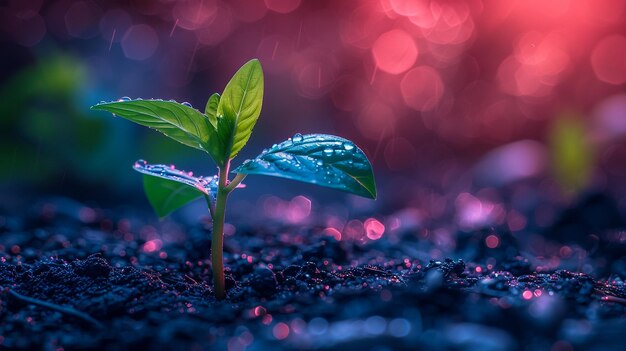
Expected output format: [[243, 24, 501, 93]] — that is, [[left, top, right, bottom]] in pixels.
[[0, 188, 625, 351]]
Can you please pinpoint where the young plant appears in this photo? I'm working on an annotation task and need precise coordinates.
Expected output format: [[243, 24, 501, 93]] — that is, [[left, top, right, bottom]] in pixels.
[[91, 59, 376, 299]]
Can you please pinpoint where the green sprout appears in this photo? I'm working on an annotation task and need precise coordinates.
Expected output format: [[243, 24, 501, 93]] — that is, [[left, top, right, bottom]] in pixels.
[[91, 59, 376, 299]]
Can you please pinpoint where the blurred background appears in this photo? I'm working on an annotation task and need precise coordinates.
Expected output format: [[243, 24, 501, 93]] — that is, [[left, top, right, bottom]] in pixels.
[[1, 0, 625, 215]]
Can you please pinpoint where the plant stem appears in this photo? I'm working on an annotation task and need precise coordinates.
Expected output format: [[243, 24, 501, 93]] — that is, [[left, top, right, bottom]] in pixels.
[[212, 160, 231, 299], [225, 173, 247, 192], [203, 194, 216, 218]]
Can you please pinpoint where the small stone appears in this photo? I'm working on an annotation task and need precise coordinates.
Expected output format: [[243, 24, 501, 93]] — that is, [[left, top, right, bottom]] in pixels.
[[249, 267, 277, 298]]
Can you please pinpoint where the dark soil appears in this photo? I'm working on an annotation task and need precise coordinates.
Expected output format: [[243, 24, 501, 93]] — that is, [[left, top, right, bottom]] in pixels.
[[0, 189, 625, 351]]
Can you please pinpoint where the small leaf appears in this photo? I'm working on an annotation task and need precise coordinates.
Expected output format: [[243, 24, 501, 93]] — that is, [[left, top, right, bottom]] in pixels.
[[234, 134, 376, 199], [91, 99, 219, 160], [204, 93, 220, 129], [203, 93, 227, 164], [142, 176, 203, 218], [133, 160, 217, 217], [217, 59, 264, 161]]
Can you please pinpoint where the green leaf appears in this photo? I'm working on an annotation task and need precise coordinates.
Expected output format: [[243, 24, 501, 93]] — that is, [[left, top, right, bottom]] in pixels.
[[217, 59, 264, 161], [133, 160, 218, 218], [234, 134, 377, 199], [203, 93, 227, 164], [91, 99, 218, 158], [204, 93, 220, 129]]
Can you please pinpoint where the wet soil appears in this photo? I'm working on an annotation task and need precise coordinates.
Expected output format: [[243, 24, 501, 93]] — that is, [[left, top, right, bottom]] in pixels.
[[0, 191, 625, 351]]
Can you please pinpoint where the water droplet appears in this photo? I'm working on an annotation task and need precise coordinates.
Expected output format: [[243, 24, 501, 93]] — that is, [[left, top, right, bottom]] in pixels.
[[343, 142, 355, 152], [292, 133, 303, 143], [99, 100, 105, 104], [276, 152, 293, 160], [271, 144, 278, 149], [134, 159, 147, 168], [182, 102, 192, 107], [323, 148, 334, 157], [119, 96, 131, 102], [275, 159, 291, 171], [316, 160, 324, 166]]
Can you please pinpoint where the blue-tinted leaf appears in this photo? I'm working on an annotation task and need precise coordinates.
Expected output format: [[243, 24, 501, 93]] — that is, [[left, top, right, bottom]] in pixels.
[[216, 59, 264, 161], [133, 160, 218, 217], [234, 134, 376, 199]]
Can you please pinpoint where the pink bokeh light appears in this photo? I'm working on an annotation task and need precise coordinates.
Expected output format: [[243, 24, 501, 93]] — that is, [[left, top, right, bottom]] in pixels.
[[364, 218, 386, 240], [265, 0, 301, 15], [591, 35, 626, 85], [3, 0, 625, 175], [372, 29, 418, 75]]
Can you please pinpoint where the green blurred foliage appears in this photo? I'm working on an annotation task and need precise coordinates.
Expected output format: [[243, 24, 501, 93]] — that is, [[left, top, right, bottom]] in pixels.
[[0, 56, 102, 182], [548, 113, 594, 194], [0, 54, 209, 199]]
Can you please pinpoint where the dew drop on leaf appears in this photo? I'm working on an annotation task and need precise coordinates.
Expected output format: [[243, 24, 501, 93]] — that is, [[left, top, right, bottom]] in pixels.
[[182, 102, 192, 107], [275, 159, 291, 171], [234, 134, 376, 199], [119, 96, 131, 102]]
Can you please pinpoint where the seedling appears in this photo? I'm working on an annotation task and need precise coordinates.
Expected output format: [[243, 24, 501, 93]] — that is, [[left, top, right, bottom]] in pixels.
[[91, 59, 376, 299]]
